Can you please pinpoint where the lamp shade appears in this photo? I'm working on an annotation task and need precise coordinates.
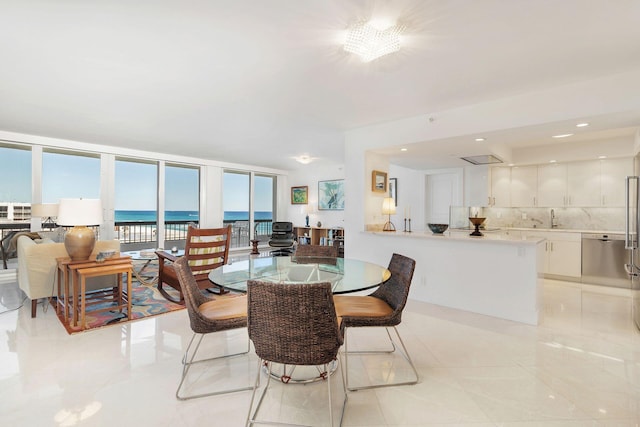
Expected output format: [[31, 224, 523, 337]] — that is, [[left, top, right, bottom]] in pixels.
[[382, 197, 396, 215], [57, 198, 103, 226], [31, 203, 59, 218]]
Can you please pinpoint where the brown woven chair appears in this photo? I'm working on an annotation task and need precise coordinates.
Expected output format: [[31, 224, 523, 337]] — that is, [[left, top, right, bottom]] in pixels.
[[245, 280, 346, 427], [173, 256, 252, 400], [156, 225, 231, 303], [333, 253, 418, 391], [294, 244, 338, 258]]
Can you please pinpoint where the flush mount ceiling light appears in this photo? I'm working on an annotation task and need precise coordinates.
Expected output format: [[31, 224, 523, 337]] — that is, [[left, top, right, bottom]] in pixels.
[[475, 138, 486, 142], [294, 155, 314, 165], [552, 133, 574, 138], [576, 122, 590, 127], [344, 20, 403, 62]]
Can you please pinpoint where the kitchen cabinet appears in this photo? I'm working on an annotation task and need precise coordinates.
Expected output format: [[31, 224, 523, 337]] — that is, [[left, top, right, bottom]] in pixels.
[[600, 157, 633, 207], [521, 230, 581, 278], [537, 163, 567, 207], [510, 166, 537, 207], [489, 166, 510, 207], [567, 160, 600, 206]]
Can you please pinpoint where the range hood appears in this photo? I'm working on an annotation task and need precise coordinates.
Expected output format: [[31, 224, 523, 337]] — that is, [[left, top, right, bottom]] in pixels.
[[460, 154, 503, 165]]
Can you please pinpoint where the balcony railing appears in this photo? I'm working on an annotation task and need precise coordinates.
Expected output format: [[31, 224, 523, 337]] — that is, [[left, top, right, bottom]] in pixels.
[[1, 218, 274, 254]]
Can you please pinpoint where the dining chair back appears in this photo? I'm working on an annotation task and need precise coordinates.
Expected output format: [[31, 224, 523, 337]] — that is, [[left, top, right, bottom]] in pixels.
[[245, 280, 346, 426], [294, 244, 338, 258]]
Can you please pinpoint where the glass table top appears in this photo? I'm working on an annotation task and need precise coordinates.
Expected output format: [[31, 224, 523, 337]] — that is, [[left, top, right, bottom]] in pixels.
[[208, 256, 391, 294]]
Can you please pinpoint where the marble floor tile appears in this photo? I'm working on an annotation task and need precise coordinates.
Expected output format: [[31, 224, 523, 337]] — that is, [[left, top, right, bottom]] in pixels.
[[0, 278, 639, 426]]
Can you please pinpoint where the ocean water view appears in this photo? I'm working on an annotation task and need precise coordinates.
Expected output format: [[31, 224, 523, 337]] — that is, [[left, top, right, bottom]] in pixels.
[[114, 210, 272, 222]]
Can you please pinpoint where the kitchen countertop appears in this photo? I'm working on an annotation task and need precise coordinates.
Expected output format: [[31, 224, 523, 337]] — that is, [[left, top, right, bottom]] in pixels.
[[505, 227, 624, 234], [366, 230, 544, 245]]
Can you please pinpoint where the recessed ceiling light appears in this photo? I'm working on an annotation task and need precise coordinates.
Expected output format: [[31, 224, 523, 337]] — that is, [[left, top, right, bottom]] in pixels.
[[550, 160, 557, 163], [508, 163, 515, 166], [598, 155, 607, 159], [552, 133, 574, 139], [576, 123, 590, 128], [400, 148, 408, 152], [475, 138, 486, 142]]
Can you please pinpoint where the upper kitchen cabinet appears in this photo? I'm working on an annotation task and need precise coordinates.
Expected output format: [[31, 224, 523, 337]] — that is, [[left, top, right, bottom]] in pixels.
[[600, 157, 633, 206], [537, 163, 567, 207], [567, 160, 601, 206], [510, 165, 538, 207], [489, 166, 510, 207]]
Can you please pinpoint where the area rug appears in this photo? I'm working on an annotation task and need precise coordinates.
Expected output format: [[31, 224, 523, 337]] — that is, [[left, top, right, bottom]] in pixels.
[[56, 258, 241, 334], [55, 279, 186, 334]]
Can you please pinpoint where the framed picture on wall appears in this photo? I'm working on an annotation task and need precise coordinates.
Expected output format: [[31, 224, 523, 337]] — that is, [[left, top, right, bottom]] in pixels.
[[291, 186, 308, 204], [389, 177, 397, 206], [372, 170, 387, 193], [318, 179, 345, 210]]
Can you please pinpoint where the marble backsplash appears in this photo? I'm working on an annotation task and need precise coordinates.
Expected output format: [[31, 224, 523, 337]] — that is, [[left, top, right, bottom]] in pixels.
[[450, 206, 626, 232]]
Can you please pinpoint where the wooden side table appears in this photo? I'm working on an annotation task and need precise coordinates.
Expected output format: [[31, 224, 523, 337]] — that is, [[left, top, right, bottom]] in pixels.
[[57, 256, 133, 331]]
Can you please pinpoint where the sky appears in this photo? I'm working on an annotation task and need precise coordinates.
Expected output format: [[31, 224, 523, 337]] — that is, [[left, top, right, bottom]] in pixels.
[[1, 146, 273, 212]]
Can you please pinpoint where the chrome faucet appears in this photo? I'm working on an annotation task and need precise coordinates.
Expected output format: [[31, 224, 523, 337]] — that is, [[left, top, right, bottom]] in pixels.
[[550, 209, 558, 228]]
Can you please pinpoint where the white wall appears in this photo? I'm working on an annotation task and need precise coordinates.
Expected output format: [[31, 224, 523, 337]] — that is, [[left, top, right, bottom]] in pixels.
[[286, 162, 345, 229]]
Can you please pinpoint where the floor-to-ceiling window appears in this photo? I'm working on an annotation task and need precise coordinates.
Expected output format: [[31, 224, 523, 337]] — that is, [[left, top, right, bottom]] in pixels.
[[115, 158, 158, 247], [254, 174, 275, 240], [222, 171, 277, 248], [0, 143, 32, 240], [165, 163, 200, 244], [42, 149, 100, 202]]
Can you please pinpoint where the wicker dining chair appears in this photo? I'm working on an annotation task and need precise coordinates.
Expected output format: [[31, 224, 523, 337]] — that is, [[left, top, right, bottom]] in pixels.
[[333, 253, 419, 391], [156, 225, 231, 304], [245, 280, 346, 427], [294, 244, 338, 258], [173, 256, 253, 400]]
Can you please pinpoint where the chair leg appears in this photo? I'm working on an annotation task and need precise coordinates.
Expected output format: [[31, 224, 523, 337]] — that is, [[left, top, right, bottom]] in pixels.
[[246, 360, 346, 427], [157, 281, 184, 304], [343, 326, 418, 391], [31, 299, 37, 318], [176, 332, 253, 400]]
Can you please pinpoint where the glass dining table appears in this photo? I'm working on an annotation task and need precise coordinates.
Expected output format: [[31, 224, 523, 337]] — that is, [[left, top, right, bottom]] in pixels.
[[208, 255, 391, 294]]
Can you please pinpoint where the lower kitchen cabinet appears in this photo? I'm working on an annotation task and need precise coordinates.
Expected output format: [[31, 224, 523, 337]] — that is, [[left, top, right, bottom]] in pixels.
[[521, 230, 582, 279]]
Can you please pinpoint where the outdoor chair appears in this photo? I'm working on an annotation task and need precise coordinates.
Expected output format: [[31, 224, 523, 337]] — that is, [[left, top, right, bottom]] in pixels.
[[333, 253, 419, 391], [157, 225, 231, 304], [245, 280, 346, 427], [173, 256, 252, 400]]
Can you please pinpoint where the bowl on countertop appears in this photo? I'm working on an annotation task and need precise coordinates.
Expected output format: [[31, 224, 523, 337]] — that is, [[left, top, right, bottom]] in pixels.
[[427, 223, 449, 234]]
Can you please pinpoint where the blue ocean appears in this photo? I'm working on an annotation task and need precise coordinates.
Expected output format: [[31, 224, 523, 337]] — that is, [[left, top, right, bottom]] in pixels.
[[114, 210, 272, 222]]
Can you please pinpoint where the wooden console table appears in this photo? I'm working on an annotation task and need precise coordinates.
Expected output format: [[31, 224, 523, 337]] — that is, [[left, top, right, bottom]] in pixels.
[[57, 256, 133, 331]]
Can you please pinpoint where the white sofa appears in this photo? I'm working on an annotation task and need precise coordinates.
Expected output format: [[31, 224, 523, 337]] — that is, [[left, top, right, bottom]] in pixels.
[[17, 236, 121, 317]]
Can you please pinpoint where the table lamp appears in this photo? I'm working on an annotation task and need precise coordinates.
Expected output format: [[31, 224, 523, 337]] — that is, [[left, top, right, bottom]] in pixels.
[[57, 198, 103, 261], [382, 197, 396, 232], [31, 203, 59, 228]]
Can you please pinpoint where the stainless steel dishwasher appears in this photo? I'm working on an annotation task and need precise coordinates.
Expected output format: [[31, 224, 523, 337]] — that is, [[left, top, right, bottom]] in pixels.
[[581, 233, 631, 288]]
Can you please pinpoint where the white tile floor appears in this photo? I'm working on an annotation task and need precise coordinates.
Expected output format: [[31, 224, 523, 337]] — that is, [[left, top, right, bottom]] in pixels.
[[0, 277, 639, 426]]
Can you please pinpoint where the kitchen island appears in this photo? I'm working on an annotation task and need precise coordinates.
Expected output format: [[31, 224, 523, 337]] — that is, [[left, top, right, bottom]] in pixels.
[[354, 230, 545, 325]]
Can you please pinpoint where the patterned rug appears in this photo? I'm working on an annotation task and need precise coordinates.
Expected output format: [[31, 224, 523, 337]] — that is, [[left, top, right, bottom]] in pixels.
[[56, 279, 186, 334]]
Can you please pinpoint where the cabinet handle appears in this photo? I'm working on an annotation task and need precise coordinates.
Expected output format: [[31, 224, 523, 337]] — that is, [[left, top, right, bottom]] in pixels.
[[563, 196, 566, 206], [533, 196, 536, 206], [545, 242, 548, 251], [488, 197, 491, 206], [550, 242, 554, 251]]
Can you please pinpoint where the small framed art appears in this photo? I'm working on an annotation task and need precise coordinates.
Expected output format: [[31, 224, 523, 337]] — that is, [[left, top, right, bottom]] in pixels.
[[372, 170, 387, 193], [291, 186, 308, 204], [389, 177, 397, 206]]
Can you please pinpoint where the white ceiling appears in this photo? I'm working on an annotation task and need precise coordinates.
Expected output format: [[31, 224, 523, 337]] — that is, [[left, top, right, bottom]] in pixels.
[[1, 0, 640, 171]]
